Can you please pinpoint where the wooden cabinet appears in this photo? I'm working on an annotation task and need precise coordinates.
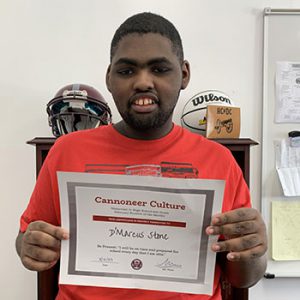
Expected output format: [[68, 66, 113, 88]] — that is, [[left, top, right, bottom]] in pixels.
[[27, 137, 258, 300]]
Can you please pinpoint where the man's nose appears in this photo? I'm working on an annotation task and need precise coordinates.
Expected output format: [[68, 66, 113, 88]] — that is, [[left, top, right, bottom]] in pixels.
[[133, 70, 154, 91]]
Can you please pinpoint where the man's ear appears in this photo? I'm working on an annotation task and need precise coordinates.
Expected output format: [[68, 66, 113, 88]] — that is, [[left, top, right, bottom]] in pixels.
[[181, 60, 190, 90], [106, 65, 112, 92]]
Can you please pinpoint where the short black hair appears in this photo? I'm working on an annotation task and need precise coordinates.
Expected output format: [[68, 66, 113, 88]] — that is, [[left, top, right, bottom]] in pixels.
[[110, 12, 184, 62]]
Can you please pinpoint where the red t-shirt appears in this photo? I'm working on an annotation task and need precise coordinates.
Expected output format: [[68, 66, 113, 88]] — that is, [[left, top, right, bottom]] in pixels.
[[20, 124, 250, 300]]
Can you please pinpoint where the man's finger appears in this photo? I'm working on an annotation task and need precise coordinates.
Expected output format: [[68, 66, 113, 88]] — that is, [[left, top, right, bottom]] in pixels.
[[24, 230, 61, 250], [211, 208, 258, 225], [207, 220, 259, 236], [23, 244, 60, 262], [27, 221, 69, 240], [212, 234, 263, 253], [22, 255, 58, 272], [225, 244, 268, 262]]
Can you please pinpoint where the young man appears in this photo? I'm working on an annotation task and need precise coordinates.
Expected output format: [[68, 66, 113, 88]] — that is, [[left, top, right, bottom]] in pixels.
[[16, 12, 267, 300]]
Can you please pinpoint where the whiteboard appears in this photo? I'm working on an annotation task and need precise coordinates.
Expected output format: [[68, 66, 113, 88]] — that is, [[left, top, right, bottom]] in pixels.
[[262, 8, 300, 277]]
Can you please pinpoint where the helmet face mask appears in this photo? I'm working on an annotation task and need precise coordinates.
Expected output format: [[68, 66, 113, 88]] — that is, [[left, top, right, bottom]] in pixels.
[[47, 84, 112, 137]]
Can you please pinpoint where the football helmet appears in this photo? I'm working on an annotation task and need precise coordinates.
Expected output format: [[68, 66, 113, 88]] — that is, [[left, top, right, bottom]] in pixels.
[[47, 83, 112, 137]]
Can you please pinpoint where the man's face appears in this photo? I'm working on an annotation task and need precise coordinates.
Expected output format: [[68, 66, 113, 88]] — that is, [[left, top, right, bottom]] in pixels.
[[106, 33, 190, 136]]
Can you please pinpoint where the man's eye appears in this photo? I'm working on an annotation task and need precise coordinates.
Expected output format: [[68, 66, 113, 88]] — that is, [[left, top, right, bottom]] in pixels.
[[152, 66, 170, 73], [117, 69, 134, 76]]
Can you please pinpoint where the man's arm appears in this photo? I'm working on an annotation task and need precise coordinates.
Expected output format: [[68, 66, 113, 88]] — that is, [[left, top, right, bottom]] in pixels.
[[16, 221, 69, 272], [207, 207, 268, 288]]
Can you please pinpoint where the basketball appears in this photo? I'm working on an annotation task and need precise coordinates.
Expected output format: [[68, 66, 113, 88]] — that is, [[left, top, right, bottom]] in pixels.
[[181, 90, 234, 135]]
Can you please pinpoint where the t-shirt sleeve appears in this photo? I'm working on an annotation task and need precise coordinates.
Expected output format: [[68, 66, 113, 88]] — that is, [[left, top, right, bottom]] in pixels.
[[221, 157, 251, 213], [19, 158, 60, 233], [217, 158, 251, 242]]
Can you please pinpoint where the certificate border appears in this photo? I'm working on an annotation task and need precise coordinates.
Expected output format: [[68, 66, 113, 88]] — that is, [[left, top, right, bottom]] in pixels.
[[66, 182, 214, 284]]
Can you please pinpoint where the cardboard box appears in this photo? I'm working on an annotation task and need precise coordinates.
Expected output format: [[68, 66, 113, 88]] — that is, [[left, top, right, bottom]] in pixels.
[[206, 105, 240, 138]]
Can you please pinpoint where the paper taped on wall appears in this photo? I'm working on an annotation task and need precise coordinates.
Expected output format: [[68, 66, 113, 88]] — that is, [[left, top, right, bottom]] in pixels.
[[275, 138, 300, 196], [272, 201, 300, 260]]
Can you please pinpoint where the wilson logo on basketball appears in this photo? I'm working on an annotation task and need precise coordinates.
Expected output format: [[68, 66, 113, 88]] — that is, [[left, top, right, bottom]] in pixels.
[[181, 90, 234, 135], [191, 93, 232, 106]]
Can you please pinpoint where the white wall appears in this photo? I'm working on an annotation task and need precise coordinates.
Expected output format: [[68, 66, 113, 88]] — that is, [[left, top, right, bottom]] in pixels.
[[1, 0, 300, 299]]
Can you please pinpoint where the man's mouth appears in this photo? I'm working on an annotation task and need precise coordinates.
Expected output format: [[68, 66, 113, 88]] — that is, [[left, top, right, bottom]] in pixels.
[[133, 98, 156, 106], [131, 96, 158, 113]]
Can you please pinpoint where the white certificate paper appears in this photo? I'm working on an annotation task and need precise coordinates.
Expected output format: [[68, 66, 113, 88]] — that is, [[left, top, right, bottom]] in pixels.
[[58, 172, 224, 295]]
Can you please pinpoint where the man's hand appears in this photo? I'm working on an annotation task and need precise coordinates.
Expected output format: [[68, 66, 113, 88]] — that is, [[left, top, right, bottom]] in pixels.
[[206, 207, 267, 262], [206, 207, 267, 287], [16, 221, 69, 272]]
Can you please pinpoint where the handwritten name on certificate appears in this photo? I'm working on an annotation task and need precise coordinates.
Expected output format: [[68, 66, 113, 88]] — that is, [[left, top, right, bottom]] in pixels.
[[58, 172, 224, 295]]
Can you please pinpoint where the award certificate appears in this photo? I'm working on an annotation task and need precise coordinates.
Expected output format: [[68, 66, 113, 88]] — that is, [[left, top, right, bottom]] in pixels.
[[58, 172, 224, 295]]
